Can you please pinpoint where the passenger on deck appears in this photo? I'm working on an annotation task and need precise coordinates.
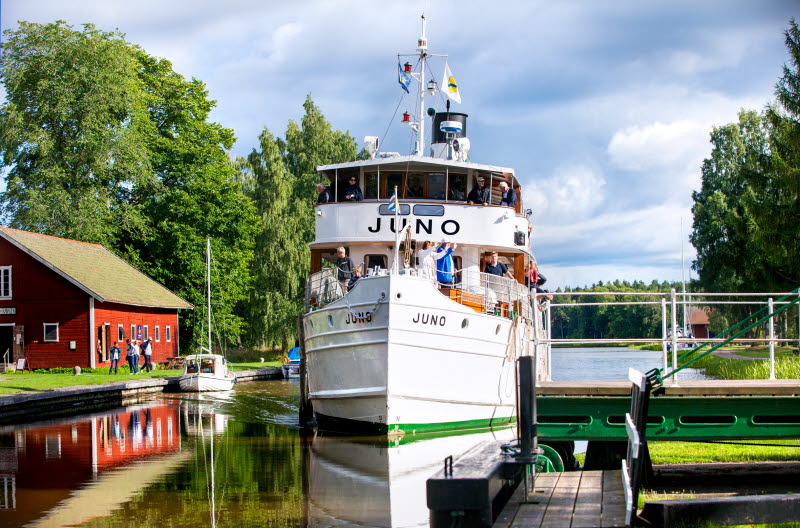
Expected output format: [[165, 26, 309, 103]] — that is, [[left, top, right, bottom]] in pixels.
[[342, 176, 363, 201], [484, 252, 515, 280], [314, 183, 333, 205], [499, 182, 517, 207], [467, 176, 490, 206], [347, 266, 362, 291], [436, 239, 458, 286], [450, 181, 466, 201], [418, 241, 447, 280], [336, 247, 355, 292]]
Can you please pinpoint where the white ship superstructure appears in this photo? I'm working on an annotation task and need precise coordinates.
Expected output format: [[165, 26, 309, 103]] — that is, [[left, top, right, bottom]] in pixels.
[[301, 16, 547, 435]]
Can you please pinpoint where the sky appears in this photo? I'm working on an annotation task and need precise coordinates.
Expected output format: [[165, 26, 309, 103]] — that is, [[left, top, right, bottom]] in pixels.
[[2, 0, 797, 290]]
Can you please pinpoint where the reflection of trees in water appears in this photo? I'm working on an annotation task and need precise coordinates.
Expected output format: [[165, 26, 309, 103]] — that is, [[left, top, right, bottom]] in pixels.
[[79, 420, 306, 528]]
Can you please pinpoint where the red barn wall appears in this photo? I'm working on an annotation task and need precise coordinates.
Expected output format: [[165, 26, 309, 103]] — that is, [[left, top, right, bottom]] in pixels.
[[0, 238, 90, 368], [94, 303, 181, 364]]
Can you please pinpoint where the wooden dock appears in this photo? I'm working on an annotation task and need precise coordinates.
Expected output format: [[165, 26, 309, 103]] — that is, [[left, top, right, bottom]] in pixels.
[[494, 470, 627, 528]]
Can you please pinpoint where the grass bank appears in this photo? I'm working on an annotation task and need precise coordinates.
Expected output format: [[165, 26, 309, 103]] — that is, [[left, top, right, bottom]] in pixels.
[[676, 345, 800, 379]]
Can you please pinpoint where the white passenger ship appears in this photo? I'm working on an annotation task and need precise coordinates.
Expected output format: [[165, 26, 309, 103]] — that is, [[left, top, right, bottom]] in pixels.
[[301, 16, 547, 436]]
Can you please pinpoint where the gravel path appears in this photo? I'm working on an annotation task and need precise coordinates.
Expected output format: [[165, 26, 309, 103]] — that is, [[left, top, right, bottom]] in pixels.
[[711, 349, 765, 361]]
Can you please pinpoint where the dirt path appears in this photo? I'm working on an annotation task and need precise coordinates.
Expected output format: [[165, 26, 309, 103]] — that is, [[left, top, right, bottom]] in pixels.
[[711, 349, 765, 361]]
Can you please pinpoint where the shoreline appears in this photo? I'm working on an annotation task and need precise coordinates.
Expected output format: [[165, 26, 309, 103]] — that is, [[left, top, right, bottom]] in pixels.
[[0, 367, 281, 426]]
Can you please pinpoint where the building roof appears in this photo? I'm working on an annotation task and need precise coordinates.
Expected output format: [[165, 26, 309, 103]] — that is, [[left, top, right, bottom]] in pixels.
[[688, 307, 710, 326], [0, 228, 193, 309]]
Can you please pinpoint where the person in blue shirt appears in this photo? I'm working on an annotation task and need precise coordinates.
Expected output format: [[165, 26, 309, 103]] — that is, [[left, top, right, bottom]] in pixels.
[[484, 252, 515, 280], [435, 240, 458, 285], [347, 266, 362, 291]]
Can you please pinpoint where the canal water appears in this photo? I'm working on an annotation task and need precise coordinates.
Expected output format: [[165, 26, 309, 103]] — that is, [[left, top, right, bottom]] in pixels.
[[0, 348, 704, 527]]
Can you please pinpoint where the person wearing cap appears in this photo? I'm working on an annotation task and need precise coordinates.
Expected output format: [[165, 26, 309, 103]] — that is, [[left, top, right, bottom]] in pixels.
[[436, 239, 458, 285], [417, 240, 447, 280], [499, 181, 517, 207], [467, 176, 490, 206]]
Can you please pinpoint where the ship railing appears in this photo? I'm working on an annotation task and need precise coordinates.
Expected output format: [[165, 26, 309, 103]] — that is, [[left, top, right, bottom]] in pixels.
[[532, 288, 800, 383], [305, 267, 344, 311], [437, 268, 533, 321]]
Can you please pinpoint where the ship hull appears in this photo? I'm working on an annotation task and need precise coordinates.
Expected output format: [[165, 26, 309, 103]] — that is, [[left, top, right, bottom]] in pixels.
[[303, 274, 542, 435]]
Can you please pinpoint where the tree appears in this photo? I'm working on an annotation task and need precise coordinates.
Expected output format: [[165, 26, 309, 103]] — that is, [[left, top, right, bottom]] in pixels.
[[239, 97, 360, 349], [0, 21, 258, 347], [0, 22, 152, 244]]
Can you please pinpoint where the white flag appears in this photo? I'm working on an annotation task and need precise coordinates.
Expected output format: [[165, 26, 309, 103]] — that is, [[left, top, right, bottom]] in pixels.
[[441, 62, 461, 104]]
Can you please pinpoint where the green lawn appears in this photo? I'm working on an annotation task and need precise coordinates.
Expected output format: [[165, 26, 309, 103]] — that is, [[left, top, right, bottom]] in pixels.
[[229, 361, 281, 370], [0, 369, 183, 396]]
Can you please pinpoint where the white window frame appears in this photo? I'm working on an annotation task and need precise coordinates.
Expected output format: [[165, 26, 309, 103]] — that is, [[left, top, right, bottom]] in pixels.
[[155, 326, 160, 342], [130, 324, 136, 342], [143, 325, 149, 340], [43, 323, 59, 342], [0, 266, 11, 299], [166, 326, 171, 342], [118, 324, 124, 342]]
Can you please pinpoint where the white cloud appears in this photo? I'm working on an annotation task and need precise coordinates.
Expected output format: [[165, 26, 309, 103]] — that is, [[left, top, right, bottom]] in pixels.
[[607, 120, 708, 172], [531, 165, 606, 223]]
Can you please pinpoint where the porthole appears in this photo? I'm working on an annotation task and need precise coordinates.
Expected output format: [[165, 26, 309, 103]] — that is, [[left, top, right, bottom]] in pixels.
[[328, 315, 334, 328], [396, 292, 402, 299], [495, 324, 501, 335], [461, 318, 469, 329]]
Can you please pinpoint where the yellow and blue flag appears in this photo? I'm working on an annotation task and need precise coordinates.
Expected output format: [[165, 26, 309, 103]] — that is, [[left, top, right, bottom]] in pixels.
[[388, 188, 398, 212], [442, 62, 461, 104], [398, 62, 411, 94]]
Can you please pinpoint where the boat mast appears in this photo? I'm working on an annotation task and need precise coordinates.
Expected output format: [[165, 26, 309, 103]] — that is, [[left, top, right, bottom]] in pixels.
[[416, 15, 428, 155], [207, 237, 212, 352]]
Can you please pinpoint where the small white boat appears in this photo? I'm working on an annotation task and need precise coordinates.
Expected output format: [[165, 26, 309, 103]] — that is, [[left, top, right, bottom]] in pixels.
[[179, 353, 235, 392], [179, 239, 235, 392]]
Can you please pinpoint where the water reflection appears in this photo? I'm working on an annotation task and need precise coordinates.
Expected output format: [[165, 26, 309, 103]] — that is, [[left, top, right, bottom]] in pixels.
[[307, 428, 514, 528]]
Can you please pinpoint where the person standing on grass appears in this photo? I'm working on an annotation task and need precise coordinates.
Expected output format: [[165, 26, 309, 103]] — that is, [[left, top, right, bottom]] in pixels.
[[109, 342, 121, 375], [126, 339, 138, 374], [141, 338, 153, 372]]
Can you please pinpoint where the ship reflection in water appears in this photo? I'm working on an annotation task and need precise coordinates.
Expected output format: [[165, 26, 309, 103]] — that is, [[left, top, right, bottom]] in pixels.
[[307, 428, 514, 528], [0, 382, 514, 528]]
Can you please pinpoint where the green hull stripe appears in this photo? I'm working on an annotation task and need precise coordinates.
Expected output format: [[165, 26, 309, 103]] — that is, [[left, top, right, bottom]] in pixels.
[[389, 416, 516, 439]]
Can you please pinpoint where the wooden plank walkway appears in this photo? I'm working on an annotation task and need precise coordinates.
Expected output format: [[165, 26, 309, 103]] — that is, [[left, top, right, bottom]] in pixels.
[[494, 470, 627, 528]]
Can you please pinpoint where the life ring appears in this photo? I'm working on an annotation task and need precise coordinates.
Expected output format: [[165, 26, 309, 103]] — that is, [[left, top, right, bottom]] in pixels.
[[281, 355, 290, 364]]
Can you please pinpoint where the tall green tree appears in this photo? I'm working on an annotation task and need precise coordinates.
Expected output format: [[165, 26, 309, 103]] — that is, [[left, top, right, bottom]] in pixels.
[[0, 22, 152, 244], [0, 21, 258, 347], [239, 96, 360, 349]]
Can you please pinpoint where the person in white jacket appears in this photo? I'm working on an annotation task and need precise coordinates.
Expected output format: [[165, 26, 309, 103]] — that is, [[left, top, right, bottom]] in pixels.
[[417, 240, 447, 280]]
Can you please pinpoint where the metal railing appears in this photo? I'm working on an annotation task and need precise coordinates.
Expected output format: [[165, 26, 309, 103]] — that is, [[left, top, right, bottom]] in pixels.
[[436, 268, 534, 321], [305, 268, 344, 310], [304, 265, 536, 322], [533, 288, 800, 383]]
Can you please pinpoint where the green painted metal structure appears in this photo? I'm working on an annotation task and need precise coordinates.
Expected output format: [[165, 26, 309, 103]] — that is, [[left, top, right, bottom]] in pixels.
[[538, 287, 800, 442], [537, 395, 800, 441]]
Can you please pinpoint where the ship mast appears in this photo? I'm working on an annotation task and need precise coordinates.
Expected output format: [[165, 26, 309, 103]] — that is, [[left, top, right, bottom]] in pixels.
[[416, 15, 428, 155]]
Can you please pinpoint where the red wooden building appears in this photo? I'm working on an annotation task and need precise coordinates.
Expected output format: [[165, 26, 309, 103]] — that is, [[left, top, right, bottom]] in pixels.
[[0, 228, 193, 369]]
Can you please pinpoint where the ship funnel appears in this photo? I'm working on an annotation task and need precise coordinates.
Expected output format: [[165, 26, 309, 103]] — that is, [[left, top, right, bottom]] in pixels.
[[430, 112, 468, 160]]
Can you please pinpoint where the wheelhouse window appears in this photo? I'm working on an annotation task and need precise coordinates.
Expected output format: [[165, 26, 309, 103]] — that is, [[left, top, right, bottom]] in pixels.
[[448, 173, 467, 201], [155, 326, 161, 342], [43, 323, 59, 342], [413, 204, 445, 216], [405, 173, 424, 198], [166, 326, 172, 342], [378, 203, 410, 215], [0, 266, 11, 299], [426, 173, 445, 199], [365, 172, 378, 199], [382, 173, 403, 199], [118, 324, 124, 341], [363, 254, 388, 272]]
